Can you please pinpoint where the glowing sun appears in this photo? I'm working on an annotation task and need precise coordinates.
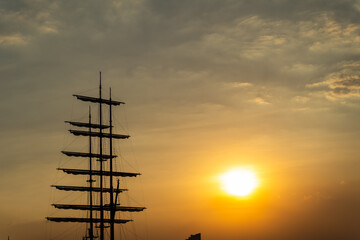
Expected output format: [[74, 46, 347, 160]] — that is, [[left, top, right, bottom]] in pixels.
[[220, 169, 258, 197]]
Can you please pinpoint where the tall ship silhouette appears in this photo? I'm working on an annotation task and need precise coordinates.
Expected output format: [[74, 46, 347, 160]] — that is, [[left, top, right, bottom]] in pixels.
[[46, 72, 145, 240]]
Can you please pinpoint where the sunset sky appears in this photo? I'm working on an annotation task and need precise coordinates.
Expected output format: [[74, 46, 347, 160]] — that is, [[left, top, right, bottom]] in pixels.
[[1, 0, 360, 239]]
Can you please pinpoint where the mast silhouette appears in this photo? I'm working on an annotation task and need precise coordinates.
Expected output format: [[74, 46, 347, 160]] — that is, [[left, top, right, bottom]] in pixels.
[[88, 107, 94, 240], [46, 72, 145, 240], [99, 72, 104, 240], [109, 88, 115, 240]]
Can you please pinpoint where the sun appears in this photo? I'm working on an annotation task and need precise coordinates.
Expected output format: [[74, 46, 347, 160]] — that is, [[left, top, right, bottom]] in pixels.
[[220, 169, 258, 197]]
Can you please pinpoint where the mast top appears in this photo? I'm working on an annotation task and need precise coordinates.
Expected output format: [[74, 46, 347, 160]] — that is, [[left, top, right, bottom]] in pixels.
[[73, 72, 125, 105], [99, 71, 102, 90]]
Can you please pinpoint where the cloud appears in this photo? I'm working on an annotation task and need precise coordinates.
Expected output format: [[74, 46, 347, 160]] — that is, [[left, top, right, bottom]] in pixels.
[[292, 96, 310, 103], [225, 82, 253, 88], [251, 97, 271, 105], [0, 34, 27, 46], [307, 63, 360, 100]]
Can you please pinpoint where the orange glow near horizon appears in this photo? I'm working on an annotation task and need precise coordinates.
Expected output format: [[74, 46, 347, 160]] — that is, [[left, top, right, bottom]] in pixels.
[[220, 168, 259, 197]]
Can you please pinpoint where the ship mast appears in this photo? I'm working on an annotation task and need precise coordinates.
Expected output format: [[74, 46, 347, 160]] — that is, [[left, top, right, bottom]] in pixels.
[[109, 88, 115, 240], [46, 72, 146, 240], [88, 106, 94, 240], [99, 72, 104, 240]]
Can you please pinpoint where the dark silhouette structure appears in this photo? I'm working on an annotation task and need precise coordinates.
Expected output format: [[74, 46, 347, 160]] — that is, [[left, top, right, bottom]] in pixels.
[[46, 72, 145, 240], [186, 233, 201, 240]]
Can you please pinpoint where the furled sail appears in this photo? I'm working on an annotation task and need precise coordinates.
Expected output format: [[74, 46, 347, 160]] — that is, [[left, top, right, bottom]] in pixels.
[[61, 151, 117, 159], [52, 204, 146, 212], [69, 130, 130, 139], [65, 121, 111, 129], [73, 95, 125, 105], [51, 185, 127, 193], [57, 168, 140, 177], [46, 217, 131, 224]]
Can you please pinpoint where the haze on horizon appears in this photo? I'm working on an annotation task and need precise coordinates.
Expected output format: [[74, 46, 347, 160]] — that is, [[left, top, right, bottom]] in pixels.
[[1, 0, 360, 239]]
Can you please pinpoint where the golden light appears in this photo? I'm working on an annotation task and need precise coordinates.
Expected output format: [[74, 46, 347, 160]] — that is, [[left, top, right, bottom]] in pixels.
[[220, 169, 258, 197]]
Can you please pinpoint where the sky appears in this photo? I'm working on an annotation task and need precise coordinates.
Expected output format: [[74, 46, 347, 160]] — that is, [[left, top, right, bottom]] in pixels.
[[1, 0, 360, 239]]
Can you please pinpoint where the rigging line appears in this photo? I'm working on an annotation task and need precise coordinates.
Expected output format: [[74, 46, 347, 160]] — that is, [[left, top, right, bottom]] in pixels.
[[72, 223, 85, 240], [112, 138, 134, 172], [124, 187, 131, 207], [54, 118, 74, 187], [62, 127, 93, 152], [142, 202, 150, 240], [70, 113, 90, 123], [111, 102, 127, 130], [121, 192, 144, 207], [112, 110, 140, 173], [121, 138, 147, 211], [130, 220, 140, 240], [112, 110, 129, 135], [52, 192, 78, 206], [59, 137, 90, 168], [51, 222, 79, 240], [121, 105, 141, 171], [74, 222, 82, 240], [50, 152, 65, 204], [119, 225, 124, 240], [112, 111, 124, 131], [61, 134, 79, 151], [52, 168, 69, 185], [69, 106, 89, 120], [119, 102, 130, 133], [114, 140, 139, 173], [118, 141, 147, 218], [125, 135, 141, 171]]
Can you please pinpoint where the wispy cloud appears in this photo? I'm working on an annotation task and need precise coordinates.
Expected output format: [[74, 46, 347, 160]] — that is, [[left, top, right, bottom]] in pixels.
[[0, 34, 27, 46], [251, 97, 271, 105], [307, 63, 360, 100]]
